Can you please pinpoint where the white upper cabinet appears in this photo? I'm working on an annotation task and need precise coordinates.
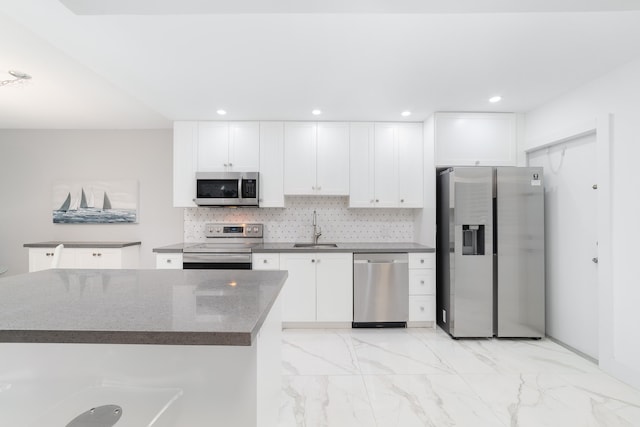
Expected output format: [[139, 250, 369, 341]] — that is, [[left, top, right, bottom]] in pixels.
[[197, 122, 229, 171], [397, 123, 424, 207], [173, 121, 197, 207], [373, 123, 399, 207], [284, 122, 317, 194], [259, 122, 285, 207], [316, 123, 349, 195], [229, 122, 260, 171], [349, 122, 423, 208], [197, 122, 260, 172], [348, 123, 375, 207], [434, 112, 516, 167], [284, 122, 349, 195]]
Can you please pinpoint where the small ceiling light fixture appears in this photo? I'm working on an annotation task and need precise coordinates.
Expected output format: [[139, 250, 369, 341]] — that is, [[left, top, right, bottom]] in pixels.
[[489, 95, 502, 103], [216, 109, 227, 115], [401, 111, 412, 117], [312, 109, 322, 116], [0, 70, 32, 87]]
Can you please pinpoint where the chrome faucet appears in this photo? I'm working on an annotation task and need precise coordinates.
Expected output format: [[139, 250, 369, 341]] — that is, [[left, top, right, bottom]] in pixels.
[[312, 210, 322, 244]]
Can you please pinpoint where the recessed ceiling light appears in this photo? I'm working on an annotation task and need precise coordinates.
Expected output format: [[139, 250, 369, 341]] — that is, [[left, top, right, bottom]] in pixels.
[[216, 109, 227, 115], [489, 96, 502, 103], [312, 109, 322, 116], [401, 111, 412, 117]]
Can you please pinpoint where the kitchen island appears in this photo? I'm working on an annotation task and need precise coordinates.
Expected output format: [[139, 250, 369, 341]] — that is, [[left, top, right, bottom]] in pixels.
[[0, 269, 286, 426]]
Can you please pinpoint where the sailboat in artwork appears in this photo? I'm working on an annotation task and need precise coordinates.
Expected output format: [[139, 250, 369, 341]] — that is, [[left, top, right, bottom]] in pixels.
[[80, 188, 88, 209], [58, 193, 72, 211], [103, 192, 112, 210]]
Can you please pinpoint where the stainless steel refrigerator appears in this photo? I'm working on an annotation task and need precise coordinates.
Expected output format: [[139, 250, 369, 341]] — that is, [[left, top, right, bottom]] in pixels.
[[436, 167, 545, 338]]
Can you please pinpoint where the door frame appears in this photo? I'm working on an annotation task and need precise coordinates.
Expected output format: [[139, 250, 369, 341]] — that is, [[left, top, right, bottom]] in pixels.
[[524, 114, 612, 366]]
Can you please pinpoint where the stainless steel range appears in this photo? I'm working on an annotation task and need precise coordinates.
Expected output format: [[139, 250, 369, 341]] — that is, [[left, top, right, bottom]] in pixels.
[[183, 223, 263, 270]]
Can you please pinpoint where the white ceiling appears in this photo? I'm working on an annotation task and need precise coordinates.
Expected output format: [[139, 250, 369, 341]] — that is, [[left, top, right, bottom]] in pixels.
[[2, 0, 640, 129]]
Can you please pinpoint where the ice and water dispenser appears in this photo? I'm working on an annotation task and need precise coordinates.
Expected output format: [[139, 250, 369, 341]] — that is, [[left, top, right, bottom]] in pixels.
[[462, 225, 485, 255]]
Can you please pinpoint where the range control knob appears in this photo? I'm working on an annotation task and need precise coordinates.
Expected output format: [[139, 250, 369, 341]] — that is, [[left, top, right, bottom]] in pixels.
[[253, 226, 259, 232]]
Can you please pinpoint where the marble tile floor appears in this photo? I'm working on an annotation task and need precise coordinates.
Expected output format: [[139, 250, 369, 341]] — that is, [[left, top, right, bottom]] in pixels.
[[278, 327, 640, 427]]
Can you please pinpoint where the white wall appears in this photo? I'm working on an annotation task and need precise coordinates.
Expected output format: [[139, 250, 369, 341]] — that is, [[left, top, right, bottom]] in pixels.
[[523, 57, 640, 389], [0, 129, 183, 275]]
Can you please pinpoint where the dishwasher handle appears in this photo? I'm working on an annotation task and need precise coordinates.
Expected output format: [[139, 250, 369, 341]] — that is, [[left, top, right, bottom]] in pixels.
[[353, 259, 408, 264]]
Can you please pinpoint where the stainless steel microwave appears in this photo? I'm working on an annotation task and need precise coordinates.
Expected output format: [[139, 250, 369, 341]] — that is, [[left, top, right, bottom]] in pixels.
[[194, 172, 259, 207]]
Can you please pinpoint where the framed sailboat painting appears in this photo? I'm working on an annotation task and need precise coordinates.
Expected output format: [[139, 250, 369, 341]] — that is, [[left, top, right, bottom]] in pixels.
[[52, 180, 138, 224]]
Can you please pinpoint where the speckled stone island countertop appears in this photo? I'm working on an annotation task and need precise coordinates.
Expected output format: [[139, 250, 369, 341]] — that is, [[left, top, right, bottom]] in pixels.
[[0, 269, 287, 346], [24, 241, 141, 248], [153, 242, 434, 253]]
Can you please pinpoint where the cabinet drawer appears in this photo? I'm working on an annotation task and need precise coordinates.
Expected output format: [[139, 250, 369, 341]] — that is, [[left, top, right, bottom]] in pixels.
[[409, 295, 435, 322], [409, 270, 435, 295], [156, 253, 183, 269], [408, 253, 434, 269], [253, 253, 280, 270]]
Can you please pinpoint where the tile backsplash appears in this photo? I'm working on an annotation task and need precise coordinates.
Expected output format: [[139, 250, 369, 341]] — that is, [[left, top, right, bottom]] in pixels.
[[184, 196, 415, 242]]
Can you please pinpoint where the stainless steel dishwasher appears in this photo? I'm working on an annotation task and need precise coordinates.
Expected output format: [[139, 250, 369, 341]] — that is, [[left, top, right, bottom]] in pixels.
[[353, 253, 409, 328]]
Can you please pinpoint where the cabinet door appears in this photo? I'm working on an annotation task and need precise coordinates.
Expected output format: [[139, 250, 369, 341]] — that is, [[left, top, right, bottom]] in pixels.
[[397, 123, 424, 208], [75, 248, 121, 269], [373, 123, 398, 207], [156, 253, 183, 269], [252, 253, 280, 270], [279, 253, 317, 322], [173, 121, 197, 207], [349, 123, 375, 207], [316, 123, 349, 195], [28, 248, 55, 272], [284, 122, 317, 195], [409, 270, 435, 295], [96, 249, 123, 269], [197, 122, 229, 171], [315, 253, 353, 322], [259, 122, 285, 207], [409, 295, 435, 322], [229, 122, 260, 171], [75, 249, 101, 269], [434, 112, 516, 166]]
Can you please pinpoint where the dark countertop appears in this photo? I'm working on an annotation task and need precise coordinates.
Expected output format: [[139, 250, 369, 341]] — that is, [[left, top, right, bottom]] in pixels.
[[253, 242, 434, 253], [24, 241, 141, 248], [153, 242, 434, 254], [153, 243, 194, 253], [0, 269, 287, 346]]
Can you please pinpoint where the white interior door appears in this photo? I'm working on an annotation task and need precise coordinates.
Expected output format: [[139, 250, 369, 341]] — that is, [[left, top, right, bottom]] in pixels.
[[528, 133, 598, 359]]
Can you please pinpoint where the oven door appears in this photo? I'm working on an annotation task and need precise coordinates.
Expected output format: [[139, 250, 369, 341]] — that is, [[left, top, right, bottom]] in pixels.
[[183, 253, 252, 270]]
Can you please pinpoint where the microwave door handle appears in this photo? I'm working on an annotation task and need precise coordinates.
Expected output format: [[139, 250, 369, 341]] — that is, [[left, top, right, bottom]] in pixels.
[[238, 178, 243, 200]]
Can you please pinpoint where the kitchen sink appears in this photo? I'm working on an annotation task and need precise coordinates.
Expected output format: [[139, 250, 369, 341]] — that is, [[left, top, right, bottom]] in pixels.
[[293, 243, 338, 248]]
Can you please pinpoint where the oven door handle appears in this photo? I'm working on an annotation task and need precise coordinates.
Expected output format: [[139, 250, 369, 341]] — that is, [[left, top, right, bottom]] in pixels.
[[183, 253, 251, 264]]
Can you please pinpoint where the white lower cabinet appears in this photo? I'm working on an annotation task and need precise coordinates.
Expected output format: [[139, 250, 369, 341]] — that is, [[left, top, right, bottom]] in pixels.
[[155, 253, 183, 269], [28, 248, 75, 272], [75, 248, 124, 269], [408, 252, 436, 326], [252, 253, 280, 270], [409, 295, 436, 322], [278, 252, 353, 324], [27, 246, 140, 272], [279, 253, 317, 322], [315, 253, 353, 322]]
